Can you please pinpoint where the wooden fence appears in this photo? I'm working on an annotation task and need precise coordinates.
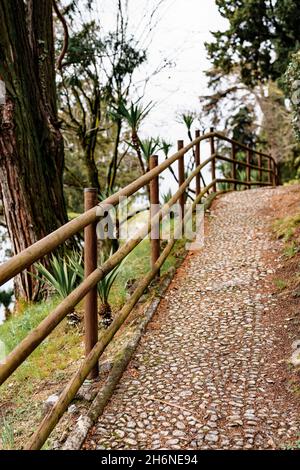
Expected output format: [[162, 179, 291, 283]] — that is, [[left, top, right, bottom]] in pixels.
[[0, 130, 278, 449]]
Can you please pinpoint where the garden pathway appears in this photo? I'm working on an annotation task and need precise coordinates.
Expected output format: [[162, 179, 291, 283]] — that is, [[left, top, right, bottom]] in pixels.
[[84, 186, 300, 450]]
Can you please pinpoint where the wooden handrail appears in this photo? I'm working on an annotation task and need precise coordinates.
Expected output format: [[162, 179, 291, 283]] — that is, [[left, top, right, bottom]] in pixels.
[[0, 155, 214, 385], [215, 154, 273, 173], [216, 178, 273, 186], [26, 180, 217, 450], [213, 131, 276, 164], [0, 131, 277, 287], [0, 128, 278, 450]]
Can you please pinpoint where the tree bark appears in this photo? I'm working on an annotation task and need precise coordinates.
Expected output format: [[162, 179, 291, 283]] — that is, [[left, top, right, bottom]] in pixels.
[[0, 0, 68, 300]]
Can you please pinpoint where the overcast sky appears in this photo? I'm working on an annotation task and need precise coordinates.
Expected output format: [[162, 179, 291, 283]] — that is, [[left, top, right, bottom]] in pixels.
[[95, 0, 227, 138], [93, 0, 227, 189]]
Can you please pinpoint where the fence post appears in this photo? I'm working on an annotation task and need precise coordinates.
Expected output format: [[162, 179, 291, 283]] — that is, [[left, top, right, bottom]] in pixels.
[[177, 140, 185, 219], [209, 127, 216, 192], [272, 160, 278, 186], [149, 155, 160, 276], [268, 158, 272, 185], [232, 142, 237, 190], [246, 149, 251, 189], [84, 188, 99, 380], [195, 130, 201, 197], [258, 153, 262, 182]]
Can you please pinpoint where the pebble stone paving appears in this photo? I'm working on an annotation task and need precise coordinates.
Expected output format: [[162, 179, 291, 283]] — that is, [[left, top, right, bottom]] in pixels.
[[85, 187, 300, 450]]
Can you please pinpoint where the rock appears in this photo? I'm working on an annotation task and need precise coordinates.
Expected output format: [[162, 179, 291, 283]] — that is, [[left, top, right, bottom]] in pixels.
[[166, 439, 179, 445], [67, 404, 77, 414], [205, 433, 219, 443], [124, 438, 138, 446], [175, 421, 186, 430], [127, 420, 136, 429], [173, 430, 186, 437], [43, 394, 59, 413], [290, 349, 300, 366]]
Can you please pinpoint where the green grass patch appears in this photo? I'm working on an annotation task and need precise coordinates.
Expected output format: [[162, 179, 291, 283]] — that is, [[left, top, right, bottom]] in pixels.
[[274, 279, 288, 291], [0, 297, 83, 386], [273, 213, 300, 241], [283, 241, 300, 258]]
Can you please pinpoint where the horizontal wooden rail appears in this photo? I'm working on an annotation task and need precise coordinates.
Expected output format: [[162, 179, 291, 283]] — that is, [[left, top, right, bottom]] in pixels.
[[215, 154, 273, 174], [216, 178, 273, 186], [214, 132, 276, 165], [0, 131, 277, 287], [26, 181, 217, 450], [0, 126, 278, 450], [0, 156, 214, 385]]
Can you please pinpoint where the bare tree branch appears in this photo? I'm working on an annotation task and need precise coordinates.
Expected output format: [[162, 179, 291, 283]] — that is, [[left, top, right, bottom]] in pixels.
[[53, 0, 69, 70]]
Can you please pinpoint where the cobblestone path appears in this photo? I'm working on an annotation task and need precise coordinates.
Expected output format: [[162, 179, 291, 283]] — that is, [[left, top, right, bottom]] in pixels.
[[85, 187, 300, 450]]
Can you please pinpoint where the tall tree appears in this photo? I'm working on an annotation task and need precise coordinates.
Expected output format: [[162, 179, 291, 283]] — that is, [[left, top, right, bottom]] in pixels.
[[206, 0, 300, 86], [0, 0, 68, 300], [204, 1, 300, 179]]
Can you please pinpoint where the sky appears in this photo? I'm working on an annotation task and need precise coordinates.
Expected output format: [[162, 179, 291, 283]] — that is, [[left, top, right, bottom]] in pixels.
[[94, 0, 228, 189], [96, 0, 227, 138]]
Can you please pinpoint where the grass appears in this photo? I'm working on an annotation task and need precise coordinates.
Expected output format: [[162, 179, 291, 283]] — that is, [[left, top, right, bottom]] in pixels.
[[273, 213, 300, 242], [274, 279, 288, 291], [274, 278, 287, 291], [0, 297, 84, 449], [0, 297, 83, 383], [1, 417, 15, 450], [273, 212, 300, 261]]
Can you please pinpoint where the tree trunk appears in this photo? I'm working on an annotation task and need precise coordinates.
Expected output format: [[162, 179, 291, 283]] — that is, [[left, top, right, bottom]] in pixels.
[[0, 0, 68, 300]]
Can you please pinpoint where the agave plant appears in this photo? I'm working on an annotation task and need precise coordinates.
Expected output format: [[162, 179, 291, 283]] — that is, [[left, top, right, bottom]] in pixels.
[[161, 189, 173, 204], [69, 250, 122, 328], [161, 189, 174, 219], [35, 252, 82, 299]]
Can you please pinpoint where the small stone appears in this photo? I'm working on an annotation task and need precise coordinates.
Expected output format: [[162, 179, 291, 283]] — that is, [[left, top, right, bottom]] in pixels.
[[173, 430, 186, 437], [124, 438, 138, 446], [205, 433, 219, 443], [176, 421, 186, 430], [43, 394, 59, 413], [166, 439, 179, 445], [67, 404, 77, 414], [127, 420, 136, 429]]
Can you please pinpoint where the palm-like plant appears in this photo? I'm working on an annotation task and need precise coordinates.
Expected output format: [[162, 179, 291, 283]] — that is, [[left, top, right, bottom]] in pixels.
[[180, 112, 195, 134], [161, 189, 173, 204], [139, 137, 161, 163], [160, 140, 173, 158], [110, 99, 153, 174], [97, 263, 121, 327]]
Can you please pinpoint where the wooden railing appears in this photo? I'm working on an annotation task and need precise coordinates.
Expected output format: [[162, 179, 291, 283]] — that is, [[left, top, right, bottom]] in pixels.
[[0, 130, 278, 449]]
